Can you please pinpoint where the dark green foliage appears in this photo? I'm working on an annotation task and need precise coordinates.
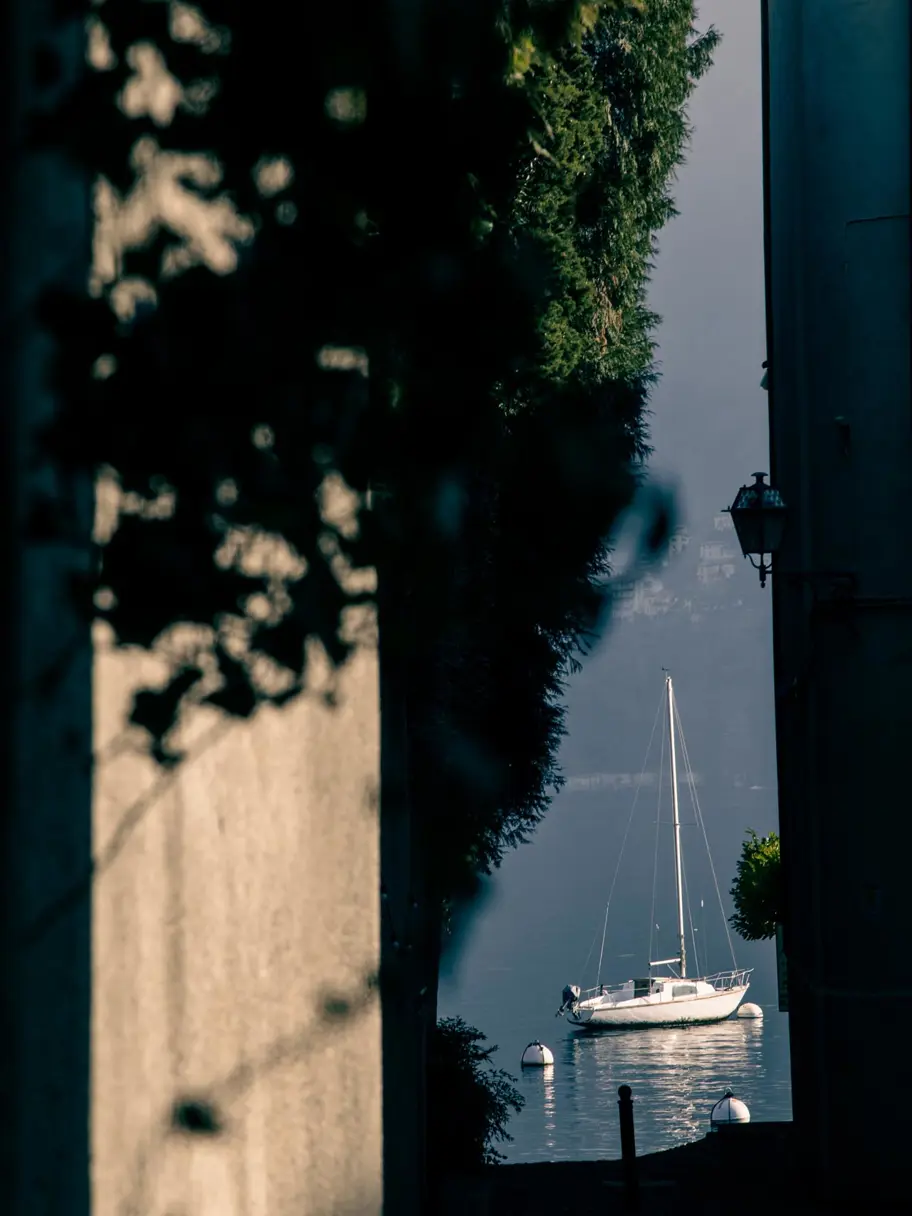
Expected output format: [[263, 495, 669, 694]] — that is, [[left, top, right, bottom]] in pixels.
[[507, 0, 721, 386], [36, 1, 718, 903], [729, 829, 782, 942], [426, 1017, 524, 1176], [409, 1, 719, 896]]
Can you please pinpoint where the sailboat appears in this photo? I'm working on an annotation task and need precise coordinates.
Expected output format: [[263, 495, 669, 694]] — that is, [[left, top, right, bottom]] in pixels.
[[556, 674, 752, 1029]]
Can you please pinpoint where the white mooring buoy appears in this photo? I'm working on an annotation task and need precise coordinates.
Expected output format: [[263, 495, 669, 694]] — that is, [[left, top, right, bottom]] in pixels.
[[737, 1002, 764, 1019], [710, 1089, 750, 1129], [521, 1041, 554, 1068]]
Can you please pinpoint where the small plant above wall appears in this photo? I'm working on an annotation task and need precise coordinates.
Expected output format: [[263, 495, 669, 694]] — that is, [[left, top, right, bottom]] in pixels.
[[730, 829, 782, 942]]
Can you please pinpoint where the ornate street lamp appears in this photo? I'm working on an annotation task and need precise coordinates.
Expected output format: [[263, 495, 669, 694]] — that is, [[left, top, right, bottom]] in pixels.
[[725, 472, 787, 588]]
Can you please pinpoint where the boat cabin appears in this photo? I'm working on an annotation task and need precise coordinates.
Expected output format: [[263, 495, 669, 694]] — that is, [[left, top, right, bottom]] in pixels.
[[590, 977, 717, 1007]]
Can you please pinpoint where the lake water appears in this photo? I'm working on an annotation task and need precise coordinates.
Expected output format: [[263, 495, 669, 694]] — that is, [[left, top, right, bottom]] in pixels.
[[438, 973, 791, 1161], [439, 779, 793, 1162]]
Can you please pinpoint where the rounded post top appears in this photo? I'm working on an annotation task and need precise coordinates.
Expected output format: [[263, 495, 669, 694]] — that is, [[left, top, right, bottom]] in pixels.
[[618, 1084, 632, 1101]]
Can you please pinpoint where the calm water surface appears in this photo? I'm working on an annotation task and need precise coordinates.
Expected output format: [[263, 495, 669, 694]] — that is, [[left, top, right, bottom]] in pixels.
[[439, 981, 792, 1161], [507, 1012, 791, 1160]]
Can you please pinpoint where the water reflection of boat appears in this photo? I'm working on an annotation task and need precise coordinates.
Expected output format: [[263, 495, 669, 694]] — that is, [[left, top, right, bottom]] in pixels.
[[542, 1066, 557, 1151], [511, 1016, 782, 1161], [564, 1018, 765, 1152]]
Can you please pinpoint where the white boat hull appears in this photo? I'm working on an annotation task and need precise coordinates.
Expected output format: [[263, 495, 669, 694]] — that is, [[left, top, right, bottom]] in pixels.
[[569, 983, 749, 1030]]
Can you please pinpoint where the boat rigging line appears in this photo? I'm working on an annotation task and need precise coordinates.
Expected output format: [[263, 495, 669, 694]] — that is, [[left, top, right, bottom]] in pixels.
[[586, 688, 665, 990], [647, 697, 667, 975], [673, 696, 739, 971]]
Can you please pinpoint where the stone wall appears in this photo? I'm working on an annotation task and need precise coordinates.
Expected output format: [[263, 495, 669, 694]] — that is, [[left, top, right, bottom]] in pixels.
[[92, 590, 381, 1216], [2, 4, 384, 1212]]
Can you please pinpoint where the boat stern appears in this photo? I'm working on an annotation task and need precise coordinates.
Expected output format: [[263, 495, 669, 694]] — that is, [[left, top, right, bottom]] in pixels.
[[556, 983, 582, 1018]]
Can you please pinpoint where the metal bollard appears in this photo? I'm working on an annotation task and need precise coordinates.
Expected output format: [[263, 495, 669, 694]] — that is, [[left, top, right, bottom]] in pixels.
[[617, 1085, 640, 1212]]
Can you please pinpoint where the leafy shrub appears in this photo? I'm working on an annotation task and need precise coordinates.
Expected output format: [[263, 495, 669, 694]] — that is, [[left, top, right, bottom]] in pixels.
[[729, 829, 782, 941], [426, 1017, 524, 1179]]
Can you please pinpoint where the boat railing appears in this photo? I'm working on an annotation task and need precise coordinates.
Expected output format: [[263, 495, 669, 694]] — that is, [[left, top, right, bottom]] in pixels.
[[704, 968, 753, 992], [573, 968, 751, 1006]]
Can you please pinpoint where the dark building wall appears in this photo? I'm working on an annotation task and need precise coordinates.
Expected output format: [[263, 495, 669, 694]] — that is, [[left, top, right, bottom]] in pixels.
[[764, 0, 911, 1197], [1, 3, 93, 1213], [378, 492, 436, 1216]]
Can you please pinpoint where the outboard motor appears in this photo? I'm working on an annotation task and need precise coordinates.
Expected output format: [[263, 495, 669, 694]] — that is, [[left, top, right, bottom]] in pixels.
[[556, 983, 581, 1017]]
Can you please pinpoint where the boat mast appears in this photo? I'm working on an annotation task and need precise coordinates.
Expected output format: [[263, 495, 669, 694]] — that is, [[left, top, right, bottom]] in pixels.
[[666, 674, 687, 978]]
